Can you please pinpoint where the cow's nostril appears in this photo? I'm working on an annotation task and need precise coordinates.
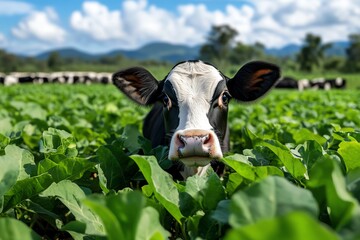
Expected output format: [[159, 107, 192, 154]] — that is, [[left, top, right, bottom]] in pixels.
[[203, 134, 210, 145], [178, 134, 186, 147]]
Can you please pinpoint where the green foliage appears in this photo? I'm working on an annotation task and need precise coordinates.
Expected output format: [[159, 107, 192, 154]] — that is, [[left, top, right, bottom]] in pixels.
[[345, 33, 360, 72], [199, 24, 238, 67], [0, 84, 359, 239], [297, 33, 332, 72]]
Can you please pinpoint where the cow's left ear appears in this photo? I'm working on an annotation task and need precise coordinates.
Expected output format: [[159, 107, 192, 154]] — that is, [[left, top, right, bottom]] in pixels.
[[113, 67, 163, 105], [226, 61, 280, 102]]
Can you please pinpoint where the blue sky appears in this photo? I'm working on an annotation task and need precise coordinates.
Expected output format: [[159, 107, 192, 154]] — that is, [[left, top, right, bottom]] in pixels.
[[0, 0, 359, 55]]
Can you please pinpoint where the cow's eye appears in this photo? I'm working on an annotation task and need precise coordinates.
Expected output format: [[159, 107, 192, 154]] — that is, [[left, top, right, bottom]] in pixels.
[[221, 92, 231, 106], [163, 94, 172, 109]]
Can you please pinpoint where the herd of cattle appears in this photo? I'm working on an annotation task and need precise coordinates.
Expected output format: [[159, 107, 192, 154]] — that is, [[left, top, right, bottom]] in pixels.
[[0, 71, 346, 90]]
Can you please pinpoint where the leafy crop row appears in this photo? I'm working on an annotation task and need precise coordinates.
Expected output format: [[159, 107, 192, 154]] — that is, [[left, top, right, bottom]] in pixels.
[[0, 84, 360, 239]]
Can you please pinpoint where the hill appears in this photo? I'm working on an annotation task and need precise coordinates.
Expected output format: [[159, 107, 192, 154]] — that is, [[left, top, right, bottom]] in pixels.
[[34, 41, 349, 63], [36, 47, 100, 61], [107, 42, 200, 62]]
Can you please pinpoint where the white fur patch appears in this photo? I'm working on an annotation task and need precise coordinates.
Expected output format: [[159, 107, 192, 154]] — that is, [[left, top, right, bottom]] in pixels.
[[166, 61, 223, 131]]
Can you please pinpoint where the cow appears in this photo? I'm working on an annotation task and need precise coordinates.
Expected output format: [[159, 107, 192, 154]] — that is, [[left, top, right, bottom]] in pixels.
[[113, 60, 281, 179], [0, 73, 4, 84], [275, 76, 298, 89], [326, 77, 346, 89]]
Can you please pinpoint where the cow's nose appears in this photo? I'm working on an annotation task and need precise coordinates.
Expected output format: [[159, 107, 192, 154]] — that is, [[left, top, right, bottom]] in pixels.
[[168, 129, 223, 166]]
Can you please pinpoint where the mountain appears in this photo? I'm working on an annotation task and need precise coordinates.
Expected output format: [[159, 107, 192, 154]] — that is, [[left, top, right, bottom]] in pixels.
[[36, 47, 100, 60], [325, 41, 349, 56], [265, 44, 301, 57], [266, 41, 350, 57], [34, 42, 200, 63], [33, 41, 349, 62], [106, 42, 200, 62]]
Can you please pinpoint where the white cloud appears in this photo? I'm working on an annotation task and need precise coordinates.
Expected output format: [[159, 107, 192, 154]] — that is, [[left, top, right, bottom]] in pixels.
[[70, 1, 123, 41], [248, 0, 360, 47], [12, 7, 66, 43], [0, 0, 33, 15], [0, 32, 5, 45], [4, 0, 359, 55], [68, 0, 360, 49]]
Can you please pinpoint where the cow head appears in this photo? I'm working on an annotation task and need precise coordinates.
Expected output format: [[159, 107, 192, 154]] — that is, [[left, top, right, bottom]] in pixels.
[[113, 60, 280, 170]]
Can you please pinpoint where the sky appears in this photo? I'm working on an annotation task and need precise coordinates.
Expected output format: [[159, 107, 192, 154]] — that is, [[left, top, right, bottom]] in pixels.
[[0, 0, 359, 56]]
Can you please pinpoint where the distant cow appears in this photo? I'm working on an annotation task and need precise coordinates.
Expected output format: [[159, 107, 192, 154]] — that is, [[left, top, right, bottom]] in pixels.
[[113, 60, 281, 179], [0, 73, 4, 84], [275, 76, 298, 89], [326, 77, 346, 89]]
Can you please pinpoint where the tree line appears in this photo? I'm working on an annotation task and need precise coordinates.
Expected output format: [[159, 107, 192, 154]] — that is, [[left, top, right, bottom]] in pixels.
[[0, 24, 359, 74], [199, 25, 360, 73]]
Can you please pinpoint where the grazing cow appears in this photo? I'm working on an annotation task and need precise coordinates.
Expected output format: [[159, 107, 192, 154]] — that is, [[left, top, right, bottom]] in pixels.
[[326, 77, 346, 89], [113, 60, 281, 179], [0, 73, 4, 84], [275, 76, 298, 89]]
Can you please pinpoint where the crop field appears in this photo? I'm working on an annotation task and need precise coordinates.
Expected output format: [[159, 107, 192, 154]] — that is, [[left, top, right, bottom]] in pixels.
[[0, 84, 360, 240]]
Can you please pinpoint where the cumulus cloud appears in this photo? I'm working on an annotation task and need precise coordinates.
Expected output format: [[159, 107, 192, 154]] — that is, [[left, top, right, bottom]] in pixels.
[[12, 7, 66, 43], [70, 1, 123, 41], [68, 0, 360, 49], [0, 32, 5, 44], [0, 0, 33, 15]]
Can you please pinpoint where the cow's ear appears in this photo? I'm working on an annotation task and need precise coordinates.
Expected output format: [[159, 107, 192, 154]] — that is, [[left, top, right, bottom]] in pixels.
[[226, 61, 280, 102], [113, 67, 162, 105]]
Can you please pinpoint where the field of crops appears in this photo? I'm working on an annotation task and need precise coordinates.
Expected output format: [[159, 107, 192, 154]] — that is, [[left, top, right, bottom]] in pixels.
[[0, 84, 360, 240]]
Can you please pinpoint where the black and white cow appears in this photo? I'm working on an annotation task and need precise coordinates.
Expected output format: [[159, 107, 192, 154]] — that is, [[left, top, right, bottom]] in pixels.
[[113, 60, 281, 179]]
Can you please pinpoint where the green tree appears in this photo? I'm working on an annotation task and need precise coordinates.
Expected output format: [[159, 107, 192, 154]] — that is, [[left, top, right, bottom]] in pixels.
[[230, 42, 265, 64], [297, 33, 332, 72], [0, 49, 20, 73], [47, 51, 62, 71], [345, 33, 360, 72], [199, 24, 238, 66]]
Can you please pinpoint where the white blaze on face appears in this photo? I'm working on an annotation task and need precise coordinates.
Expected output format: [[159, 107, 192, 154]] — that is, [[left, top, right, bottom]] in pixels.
[[166, 61, 225, 169], [166, 61, 223, 131]]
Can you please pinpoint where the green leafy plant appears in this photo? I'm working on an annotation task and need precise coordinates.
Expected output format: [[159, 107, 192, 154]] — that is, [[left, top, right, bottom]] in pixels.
[[0, 84, 359, 239]]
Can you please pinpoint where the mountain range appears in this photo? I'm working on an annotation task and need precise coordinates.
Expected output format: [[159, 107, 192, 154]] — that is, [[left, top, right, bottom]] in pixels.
[[34, 41, 349, 63]]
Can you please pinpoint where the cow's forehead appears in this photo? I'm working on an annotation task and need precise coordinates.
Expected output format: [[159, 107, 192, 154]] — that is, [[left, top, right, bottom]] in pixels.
[[165, 61, 224, 102]]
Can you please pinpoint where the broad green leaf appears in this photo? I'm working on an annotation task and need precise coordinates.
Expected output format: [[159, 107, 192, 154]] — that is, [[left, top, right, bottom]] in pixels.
[[225, 173, 243, 196], [11, 101, 47, 120], [298, 140, 325, 171], [347, 167, 360, 201], [0, 218, 41, 240], [41, 180, 104, 236], [307, 157, 360, 232], [84, 191, 170, 240], [212, 200, 230, 224], [225, 212, 339, 240], [229, 176, 318, 227], [61, 221, 90, 240], [197, 211, 222, 240], [292, 128, 327, 145], [0, 146, 22, 205], [135, 207, 171, 240], [131, 155, 183, 223], [338, 141, 360, 172], [37, 156, 96, 182], [96, 142, 138, 192], [18, 149, 36, 180], [185, 172, 225, 212], [0, 118, 12, 135], [223, 154, 283, 182], [0, 133, 10, 150], [122, 124, 142, 153], [3, 173, 52, 212], [40, 128, 78, 157], [260, 140, 306, 179]]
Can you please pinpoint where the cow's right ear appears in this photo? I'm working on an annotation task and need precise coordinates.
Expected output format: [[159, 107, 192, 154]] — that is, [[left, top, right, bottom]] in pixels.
[[226, 61, 281, 102], [113, 67, 162, 105]]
